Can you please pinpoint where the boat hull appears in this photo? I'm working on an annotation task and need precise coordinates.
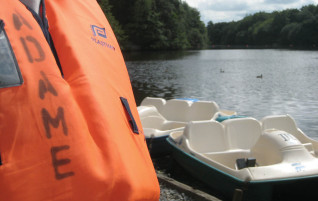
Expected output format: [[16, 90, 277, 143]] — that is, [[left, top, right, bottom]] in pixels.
[[146, 135, 172, 156], [167, 138, 318, 201]]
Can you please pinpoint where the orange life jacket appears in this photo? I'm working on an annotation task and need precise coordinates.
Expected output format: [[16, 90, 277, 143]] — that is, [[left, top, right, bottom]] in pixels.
[[0, 0, 160, 200]]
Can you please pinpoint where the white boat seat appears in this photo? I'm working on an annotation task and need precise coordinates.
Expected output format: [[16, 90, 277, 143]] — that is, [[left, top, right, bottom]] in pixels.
[[138, 100, 189, 138], [160, 121, 187, 131], [140, 97, 166, 113], [261, 115, 296, 132], [160, 99, 191, 122], [138, 97, 238, 142], [138, 105, 162, 119], [261, 114, 318, 154], [186, 101, 219, 121], [261, 114, 308, 143], [139, 97, 236, 123], [144, 127, 185, 138], [223, 117, 262, 150], [140, 116, 166, 129], [303, 142, 314, 153], [184, 120, 228, 153], [202, 149, 252, 169], [140, 115, 186, 137]]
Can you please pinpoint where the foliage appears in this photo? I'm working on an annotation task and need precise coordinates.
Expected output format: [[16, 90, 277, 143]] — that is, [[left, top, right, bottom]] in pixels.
[[98, 0, 318, 50], [99, 0, 207, 50], [206, 4, 318, 48], [97, 0, 127, 47]]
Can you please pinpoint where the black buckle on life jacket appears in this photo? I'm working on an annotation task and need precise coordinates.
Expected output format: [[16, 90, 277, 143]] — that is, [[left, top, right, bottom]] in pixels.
[[120, 97, 139, 134]]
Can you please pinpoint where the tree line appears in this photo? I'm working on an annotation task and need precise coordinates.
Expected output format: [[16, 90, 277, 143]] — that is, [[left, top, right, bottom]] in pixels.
[[98, 0, 318, 50], [207, 4, 318, 48], [98, 0, 207, 51]]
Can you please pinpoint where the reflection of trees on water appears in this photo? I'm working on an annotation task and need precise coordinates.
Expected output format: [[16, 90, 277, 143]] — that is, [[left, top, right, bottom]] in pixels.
[[131, 81, 180, 105], [124, 51, 198, 62], [127, 60, 185, 105]]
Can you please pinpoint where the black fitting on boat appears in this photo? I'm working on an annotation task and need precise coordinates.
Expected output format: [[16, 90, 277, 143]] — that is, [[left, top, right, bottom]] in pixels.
[[246, 158, 256, 167], [236, 158, 256, 170], [236, 158, 246, 169]]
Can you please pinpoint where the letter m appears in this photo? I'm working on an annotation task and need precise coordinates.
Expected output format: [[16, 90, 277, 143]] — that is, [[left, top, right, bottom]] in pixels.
[[41, 107, 68, 139]]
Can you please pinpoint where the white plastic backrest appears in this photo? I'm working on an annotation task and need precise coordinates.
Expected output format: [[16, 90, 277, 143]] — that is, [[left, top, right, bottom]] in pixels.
[[140, 97, 166, 113], [160, 99, 191, 122], [187, 101, 219, 121], [261, 114, 306, 142], [137, 105, 161, 119], [184, 120, 228, 153], [223, 117, 262, 150], [140, 116, 165, 129]]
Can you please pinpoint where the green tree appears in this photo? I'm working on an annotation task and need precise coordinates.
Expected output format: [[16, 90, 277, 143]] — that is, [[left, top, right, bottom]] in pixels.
[[106, 0, 207, 50], [207, 4, 318, 48], [127, 0, 166, 50], [252, 18, 274, 45], [183, 3, 207, 49], [98, 0, 126, 47], [280, 23, 302, 45], [154, 0, 188, 49]]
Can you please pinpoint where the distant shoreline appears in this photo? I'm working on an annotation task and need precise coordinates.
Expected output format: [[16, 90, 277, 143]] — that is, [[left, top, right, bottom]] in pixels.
[[122, 46, 318, 53], [208, 45, 318, 50]]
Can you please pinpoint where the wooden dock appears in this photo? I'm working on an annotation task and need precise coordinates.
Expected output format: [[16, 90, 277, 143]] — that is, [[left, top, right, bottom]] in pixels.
[[157, 173, 222, 201]]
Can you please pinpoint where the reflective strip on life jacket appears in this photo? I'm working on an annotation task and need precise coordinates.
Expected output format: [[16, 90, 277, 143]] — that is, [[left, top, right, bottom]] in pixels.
[[0, 0, 160, 200]]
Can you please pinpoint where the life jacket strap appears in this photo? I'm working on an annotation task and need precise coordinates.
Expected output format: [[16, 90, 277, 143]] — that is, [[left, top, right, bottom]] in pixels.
[[120, 97, 139, 134]]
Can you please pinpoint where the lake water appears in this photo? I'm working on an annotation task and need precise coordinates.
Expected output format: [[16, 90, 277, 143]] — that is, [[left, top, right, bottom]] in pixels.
[[124, 49, 318, 140]]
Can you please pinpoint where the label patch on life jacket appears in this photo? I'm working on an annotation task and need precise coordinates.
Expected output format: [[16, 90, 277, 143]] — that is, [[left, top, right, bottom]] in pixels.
[[0, 20, 23, 88], [90, 24, 115, 51], [91, 25, 107, 39]]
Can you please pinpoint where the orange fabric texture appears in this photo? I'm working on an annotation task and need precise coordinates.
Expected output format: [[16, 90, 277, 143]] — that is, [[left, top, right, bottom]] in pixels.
[[0, 0, 159, 200]]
